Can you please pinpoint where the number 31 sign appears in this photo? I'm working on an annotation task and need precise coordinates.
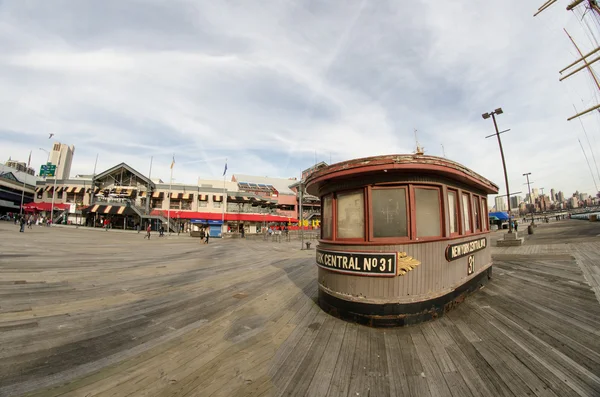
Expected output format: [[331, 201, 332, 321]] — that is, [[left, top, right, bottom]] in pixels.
[[467, 255, 475, 275]]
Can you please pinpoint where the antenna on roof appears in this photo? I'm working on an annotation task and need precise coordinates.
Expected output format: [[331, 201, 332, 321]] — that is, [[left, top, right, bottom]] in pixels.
[[441, 143, 446, 158], [414, 129, 425, 155]]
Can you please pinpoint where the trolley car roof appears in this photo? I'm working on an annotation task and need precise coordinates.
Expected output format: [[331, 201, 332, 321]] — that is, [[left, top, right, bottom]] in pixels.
[[305, 154, 499, 195]]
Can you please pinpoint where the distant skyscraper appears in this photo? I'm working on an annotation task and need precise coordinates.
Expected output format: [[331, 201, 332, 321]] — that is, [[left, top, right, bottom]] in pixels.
[[557, 191, 565, 202], [531, 188, 539, 200], [569, 196, 579, 208], [495, 196, 507, 211], [48, 142, 75, 180], [510, 195, 522, 209], [550, 188, 556, 202]]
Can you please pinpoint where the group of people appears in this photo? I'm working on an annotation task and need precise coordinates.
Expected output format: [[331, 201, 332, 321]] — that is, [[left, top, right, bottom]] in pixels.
[[13, 214, 52, 232], [143, 223, 210, 243], [510, 219, 519, 231]]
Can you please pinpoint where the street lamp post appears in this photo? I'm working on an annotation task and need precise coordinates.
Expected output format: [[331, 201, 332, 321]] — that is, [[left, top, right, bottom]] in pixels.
[[482, 108, 514, 233], [523, 172, 535, 225], [50, 153, 61, 227], [39, 148, 50, 165]]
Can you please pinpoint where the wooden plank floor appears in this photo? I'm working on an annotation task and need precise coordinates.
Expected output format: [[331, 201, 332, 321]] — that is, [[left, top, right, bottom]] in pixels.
[[1, 221, 599, 396]]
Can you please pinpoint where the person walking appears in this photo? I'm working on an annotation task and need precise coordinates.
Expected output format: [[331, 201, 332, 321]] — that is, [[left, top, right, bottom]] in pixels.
[[204, 227, 210, 244], [144, 224, 151, 239], [514, 219, 519, 232], [19, 216, 25, 233]]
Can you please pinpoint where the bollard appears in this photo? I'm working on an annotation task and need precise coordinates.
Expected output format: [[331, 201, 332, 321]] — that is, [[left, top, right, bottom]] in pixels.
[[527, 225, 534, 235], [306, 242, 311, 249]]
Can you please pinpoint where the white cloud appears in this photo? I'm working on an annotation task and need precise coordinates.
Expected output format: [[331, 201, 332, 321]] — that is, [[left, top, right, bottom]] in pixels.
[[0, 0, 599, 200]]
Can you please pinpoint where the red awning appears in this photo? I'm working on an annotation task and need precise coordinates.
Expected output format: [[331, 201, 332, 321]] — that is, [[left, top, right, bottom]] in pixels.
[[150, 210, 292, 223], [150, 210, 224, 220], [22, 202, 70, 211]]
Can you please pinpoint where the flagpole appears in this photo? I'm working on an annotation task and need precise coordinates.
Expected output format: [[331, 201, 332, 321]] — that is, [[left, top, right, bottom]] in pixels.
[[222, 159, 227, 226], [90, 153, 98, 205], [19, 150, 32, 216]]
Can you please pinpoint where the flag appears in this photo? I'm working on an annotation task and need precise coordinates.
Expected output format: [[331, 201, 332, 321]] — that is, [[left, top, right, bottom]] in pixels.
[[223, 161, 228, 176], [27, 151, 31, 168], [170, 155, 175, 170]]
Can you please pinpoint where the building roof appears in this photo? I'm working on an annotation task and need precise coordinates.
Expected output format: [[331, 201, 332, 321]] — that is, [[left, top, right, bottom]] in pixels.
[[94, 163, 154, 187], [0, 164, 42, 186], [233, 174, 296, 195]]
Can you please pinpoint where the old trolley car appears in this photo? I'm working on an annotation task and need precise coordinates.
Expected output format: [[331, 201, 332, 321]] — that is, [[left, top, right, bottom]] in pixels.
[[305, 154, 499, 326]]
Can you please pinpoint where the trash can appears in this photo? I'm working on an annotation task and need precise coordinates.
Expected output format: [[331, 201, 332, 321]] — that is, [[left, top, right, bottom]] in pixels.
[[528, 224, 534, 235]]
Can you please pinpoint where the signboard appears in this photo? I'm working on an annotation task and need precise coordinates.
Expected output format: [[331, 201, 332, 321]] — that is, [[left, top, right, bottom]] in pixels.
[[445, 237, 487, 261], [190, 219, 223, 225], [316, 248, 397, 277], [40, 163, 56, 177]]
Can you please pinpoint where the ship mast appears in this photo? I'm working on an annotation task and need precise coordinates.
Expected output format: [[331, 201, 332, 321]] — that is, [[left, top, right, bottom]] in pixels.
[[535, 0, 600, 120]]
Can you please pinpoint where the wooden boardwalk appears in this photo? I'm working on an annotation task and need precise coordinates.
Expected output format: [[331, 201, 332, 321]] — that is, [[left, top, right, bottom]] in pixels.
[[0, 221, 599, 396]]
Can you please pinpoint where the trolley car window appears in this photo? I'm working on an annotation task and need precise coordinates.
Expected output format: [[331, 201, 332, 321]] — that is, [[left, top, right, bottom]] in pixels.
[[372, 188, 408, 238], [322, 195, 333, 239], [336, 190, 365, 239], [448, 190, 459, 235], [462, 193, 471, 233], [481, 198, 488, 230], [473, 195, 481, 231], [415, 188, 441, 237]]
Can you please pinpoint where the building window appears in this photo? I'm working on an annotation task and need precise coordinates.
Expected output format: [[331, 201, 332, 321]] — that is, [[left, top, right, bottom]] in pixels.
[[170, 200, 180, 210], [462, 193, 471, 233], [152, 199, 163, 209], [415, 187, 442, 238], [473, 195, 481, 232], [336, 190, 364, 239], [199, 201, 208, 207], [481, 198, 488, 230], [66, 193, 84, 203], [213, 202, 222, 208], [372, 187, 408, 238], [321, 195, 333, 239], [448, 190, 459, 235]]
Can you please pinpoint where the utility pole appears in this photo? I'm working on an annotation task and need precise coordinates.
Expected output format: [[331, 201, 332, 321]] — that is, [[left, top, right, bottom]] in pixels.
[[523, 173, 535, 225], [50, 153, 61, 227], [483, 108, 513, 233], [146, 156, 153, 215]]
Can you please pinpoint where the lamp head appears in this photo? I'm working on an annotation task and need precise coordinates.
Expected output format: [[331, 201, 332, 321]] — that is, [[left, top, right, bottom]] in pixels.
[[494, 108, 503, 115], [482, 113, 491, 119]]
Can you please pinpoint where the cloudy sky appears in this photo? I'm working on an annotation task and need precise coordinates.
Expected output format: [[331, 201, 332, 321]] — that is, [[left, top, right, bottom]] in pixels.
[[1, 0, 600, 201]]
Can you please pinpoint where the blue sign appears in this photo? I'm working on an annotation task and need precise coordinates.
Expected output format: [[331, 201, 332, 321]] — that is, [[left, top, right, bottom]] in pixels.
[[190, 219, 223, 225]]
